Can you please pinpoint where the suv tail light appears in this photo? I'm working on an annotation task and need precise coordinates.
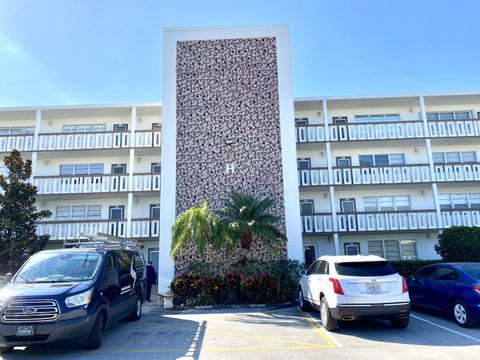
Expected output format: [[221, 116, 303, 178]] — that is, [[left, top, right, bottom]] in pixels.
[[473, 285, 480, 294], [402, 276, 408, 293], [329, 278, 344, 295]]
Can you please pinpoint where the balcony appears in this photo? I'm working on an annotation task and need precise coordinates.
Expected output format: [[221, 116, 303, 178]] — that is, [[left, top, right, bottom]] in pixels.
[[298, 164, 432, 187], [434, 163, 480, 182], [37, 131, 160, 152], [37, 218, 160, 240], [441, 209, 480, 228], [302, 210, 438, 234], [0, 134, 34, 153], [34, 173, 160, 195], [428, 119, 480, 138]]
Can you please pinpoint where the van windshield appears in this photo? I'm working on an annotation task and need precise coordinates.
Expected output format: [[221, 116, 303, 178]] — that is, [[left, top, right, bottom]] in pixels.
[[15, 252, 102, 283]]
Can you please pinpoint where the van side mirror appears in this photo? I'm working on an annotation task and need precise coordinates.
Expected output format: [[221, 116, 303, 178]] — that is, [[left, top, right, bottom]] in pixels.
[[103, 270, 119, 287], [4, 273, 12, 284], [299, 269, 307, 277]]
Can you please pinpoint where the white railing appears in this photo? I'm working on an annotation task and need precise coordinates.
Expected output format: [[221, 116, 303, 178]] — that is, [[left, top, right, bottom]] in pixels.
[[330, 121, 424, 141], [37, 219, 160, 240], [296, 125, 326, 143], [0, 135, 34, 152], [434, 163, 480, 182], [37, 131, 160, 151], [34, 173, 160, 195], [301, 214, 333, 233], [428, 119, 480, 138], [441, 209, 480, 228], [133, 174, 161, 191], [298, 165, 431, 186], [337, 211, 438, 232]]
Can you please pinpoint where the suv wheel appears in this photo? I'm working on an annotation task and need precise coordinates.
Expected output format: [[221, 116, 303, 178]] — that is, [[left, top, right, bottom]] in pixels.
[[86, 312, 104, 350], [453, 300, 476, 328], [390, 315, 409, 329], [320, 297, 338, 331], [298, 288, 310, 311], [128, 297, 143, 321]]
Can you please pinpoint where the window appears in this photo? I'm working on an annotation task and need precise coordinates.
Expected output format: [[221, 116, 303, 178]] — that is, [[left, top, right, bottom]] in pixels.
[[111, 164, 127, 174], [295, 118, 308, 126], [317, 260, 329, 275], [336, 157, 351, 167], [359, 154, 405, 166], [300, 200, 314, 215], [113, 124, 128, 132], [332, 116, 348, 124], [152, 123, 162, 131], [368, 240, 417, 260], [62, 124, 106, 132], [434, 267, 459, 281], [151, 163, 161, 173], [117, 251, 132, 277], [150, 204, 160, 219], [297, 158, 311, 169], [60, 163, 104, 176], [427, 111, 471, 120], [306, 260, 319, 275], [336, 261, 397, 276], [432, 151, 477, 164], [344, 243, 360, 256], [109, 206, 124, 220], [0, 126, 34, 134], [55, 205, 102, 220], [304, 245, 316, 268], [354, 114, 400, 122], [439, 193, 480, 209], [363, 196, 410, 211], [340, 199, 356, 213]]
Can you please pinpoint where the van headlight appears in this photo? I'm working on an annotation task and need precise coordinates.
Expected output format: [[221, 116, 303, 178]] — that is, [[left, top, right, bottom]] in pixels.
[[65, 289, 93, 308]]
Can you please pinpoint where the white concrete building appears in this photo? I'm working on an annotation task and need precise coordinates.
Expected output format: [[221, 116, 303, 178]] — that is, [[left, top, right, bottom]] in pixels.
[[1, 93, 480, 271]]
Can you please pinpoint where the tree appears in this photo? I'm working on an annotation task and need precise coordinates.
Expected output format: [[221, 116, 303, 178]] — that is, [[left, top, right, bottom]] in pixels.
[[220, 192, 287, 261], [435, 226, 480, 262], [170, 200, 233, 261], [0, 150, 52, 273]]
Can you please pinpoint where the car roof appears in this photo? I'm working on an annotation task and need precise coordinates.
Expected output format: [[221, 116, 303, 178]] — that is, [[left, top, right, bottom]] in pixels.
[[318, 255, 387, 263], [35, 248, 106, 255]]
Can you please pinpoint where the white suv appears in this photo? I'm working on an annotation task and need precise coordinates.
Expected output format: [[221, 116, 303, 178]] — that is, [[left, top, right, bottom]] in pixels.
[[298, 255, 410, 331]]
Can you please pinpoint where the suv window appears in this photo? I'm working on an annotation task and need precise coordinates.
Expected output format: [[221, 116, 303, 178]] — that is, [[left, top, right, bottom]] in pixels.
[[307, 260, 319, 275], [336, 261, 396, 276], [317, 260, 329, 275], [133, 253, 145, 279]]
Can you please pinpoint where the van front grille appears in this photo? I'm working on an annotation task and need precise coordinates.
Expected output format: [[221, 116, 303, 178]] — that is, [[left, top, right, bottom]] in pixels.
[[2, 300, 60, 323]]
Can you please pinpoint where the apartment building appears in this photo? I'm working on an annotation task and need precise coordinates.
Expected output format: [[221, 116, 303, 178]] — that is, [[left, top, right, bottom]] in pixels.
[[0, 104, 163, 267], [295, 94, 480, 264], [1, 94, 480, 276]]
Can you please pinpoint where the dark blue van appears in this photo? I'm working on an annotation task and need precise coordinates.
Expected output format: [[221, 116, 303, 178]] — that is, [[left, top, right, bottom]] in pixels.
[[0, 245, 146, 352]]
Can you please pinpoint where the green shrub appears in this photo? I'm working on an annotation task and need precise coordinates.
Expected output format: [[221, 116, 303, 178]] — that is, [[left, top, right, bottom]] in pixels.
[[435, 226, 480, 262], [187, 291, 216, 307], [389, 260, 440, 277]]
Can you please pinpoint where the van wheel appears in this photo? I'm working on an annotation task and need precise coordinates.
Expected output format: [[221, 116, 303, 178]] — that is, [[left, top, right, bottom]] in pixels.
[[453, 300, 476, 328], [390, 315, 409, 329], [128, 297, 142, 321], [0, 346, 13, 354], [86, 312, 104, 350], [320, 297, 338, 331]]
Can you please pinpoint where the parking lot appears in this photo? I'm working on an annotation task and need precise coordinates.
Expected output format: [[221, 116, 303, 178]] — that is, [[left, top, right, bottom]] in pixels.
[[1, 303, 480, 360]]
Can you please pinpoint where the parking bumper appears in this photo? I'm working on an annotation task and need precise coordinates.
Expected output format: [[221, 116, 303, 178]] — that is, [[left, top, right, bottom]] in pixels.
[[0, 311, 96, 346], [330, 302, 410, 320]]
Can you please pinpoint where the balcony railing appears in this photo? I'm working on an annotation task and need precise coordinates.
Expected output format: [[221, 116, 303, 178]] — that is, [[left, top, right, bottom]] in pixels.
[[0, 134, 34, 152], [34, 173, 160, 195], [434, 163, 480, 182], [302, 210, 438, 234], [298, 164, 432, 187], [428, 119, 480, 138], [441, 209, 480, 228], [37, 218, 160, 240], [37, 131, 160, 151]]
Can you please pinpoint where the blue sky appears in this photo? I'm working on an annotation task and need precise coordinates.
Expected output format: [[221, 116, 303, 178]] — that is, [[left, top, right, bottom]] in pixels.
[[0, 0, 479, 107]]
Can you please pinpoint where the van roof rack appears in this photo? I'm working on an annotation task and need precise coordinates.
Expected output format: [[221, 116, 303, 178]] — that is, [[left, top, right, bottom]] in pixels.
[[63, 233, 143, 251]]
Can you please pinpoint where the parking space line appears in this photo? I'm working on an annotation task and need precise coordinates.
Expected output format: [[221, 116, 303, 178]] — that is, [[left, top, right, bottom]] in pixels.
[[411, 314, 480, 343], [300, 310, 342, 348], [109, 344, 331, 353]]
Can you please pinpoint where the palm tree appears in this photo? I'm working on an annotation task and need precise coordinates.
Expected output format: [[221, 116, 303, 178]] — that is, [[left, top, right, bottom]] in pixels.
[[170, 201, 233, 261], [220, 192, 287, 257]]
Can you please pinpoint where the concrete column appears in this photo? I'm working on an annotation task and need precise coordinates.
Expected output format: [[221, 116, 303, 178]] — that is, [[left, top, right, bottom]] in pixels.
[[333, 233, 340, 256], [126, 107, 137, 238], [31, 110, 41, 178], [431, 183, 443, 229]]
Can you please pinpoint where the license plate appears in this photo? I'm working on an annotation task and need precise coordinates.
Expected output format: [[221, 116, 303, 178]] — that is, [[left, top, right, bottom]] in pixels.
[[366, 282, 381, 293], [16, 325, 34, 337]]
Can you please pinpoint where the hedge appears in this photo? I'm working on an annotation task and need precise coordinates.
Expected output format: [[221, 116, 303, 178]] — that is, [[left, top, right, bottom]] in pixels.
[[389, 260, 440, 277]]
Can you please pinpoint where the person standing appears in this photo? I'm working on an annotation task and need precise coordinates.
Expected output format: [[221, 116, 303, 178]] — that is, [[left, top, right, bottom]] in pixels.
[[146, 260, 157, 302]]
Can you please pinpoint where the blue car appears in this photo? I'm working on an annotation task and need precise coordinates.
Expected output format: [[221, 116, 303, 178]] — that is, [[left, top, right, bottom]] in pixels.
[[407, 263, 480, 327]]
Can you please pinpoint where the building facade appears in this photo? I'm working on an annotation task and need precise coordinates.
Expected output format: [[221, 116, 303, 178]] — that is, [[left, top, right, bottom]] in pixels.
[[1, 26, 480, 295]]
